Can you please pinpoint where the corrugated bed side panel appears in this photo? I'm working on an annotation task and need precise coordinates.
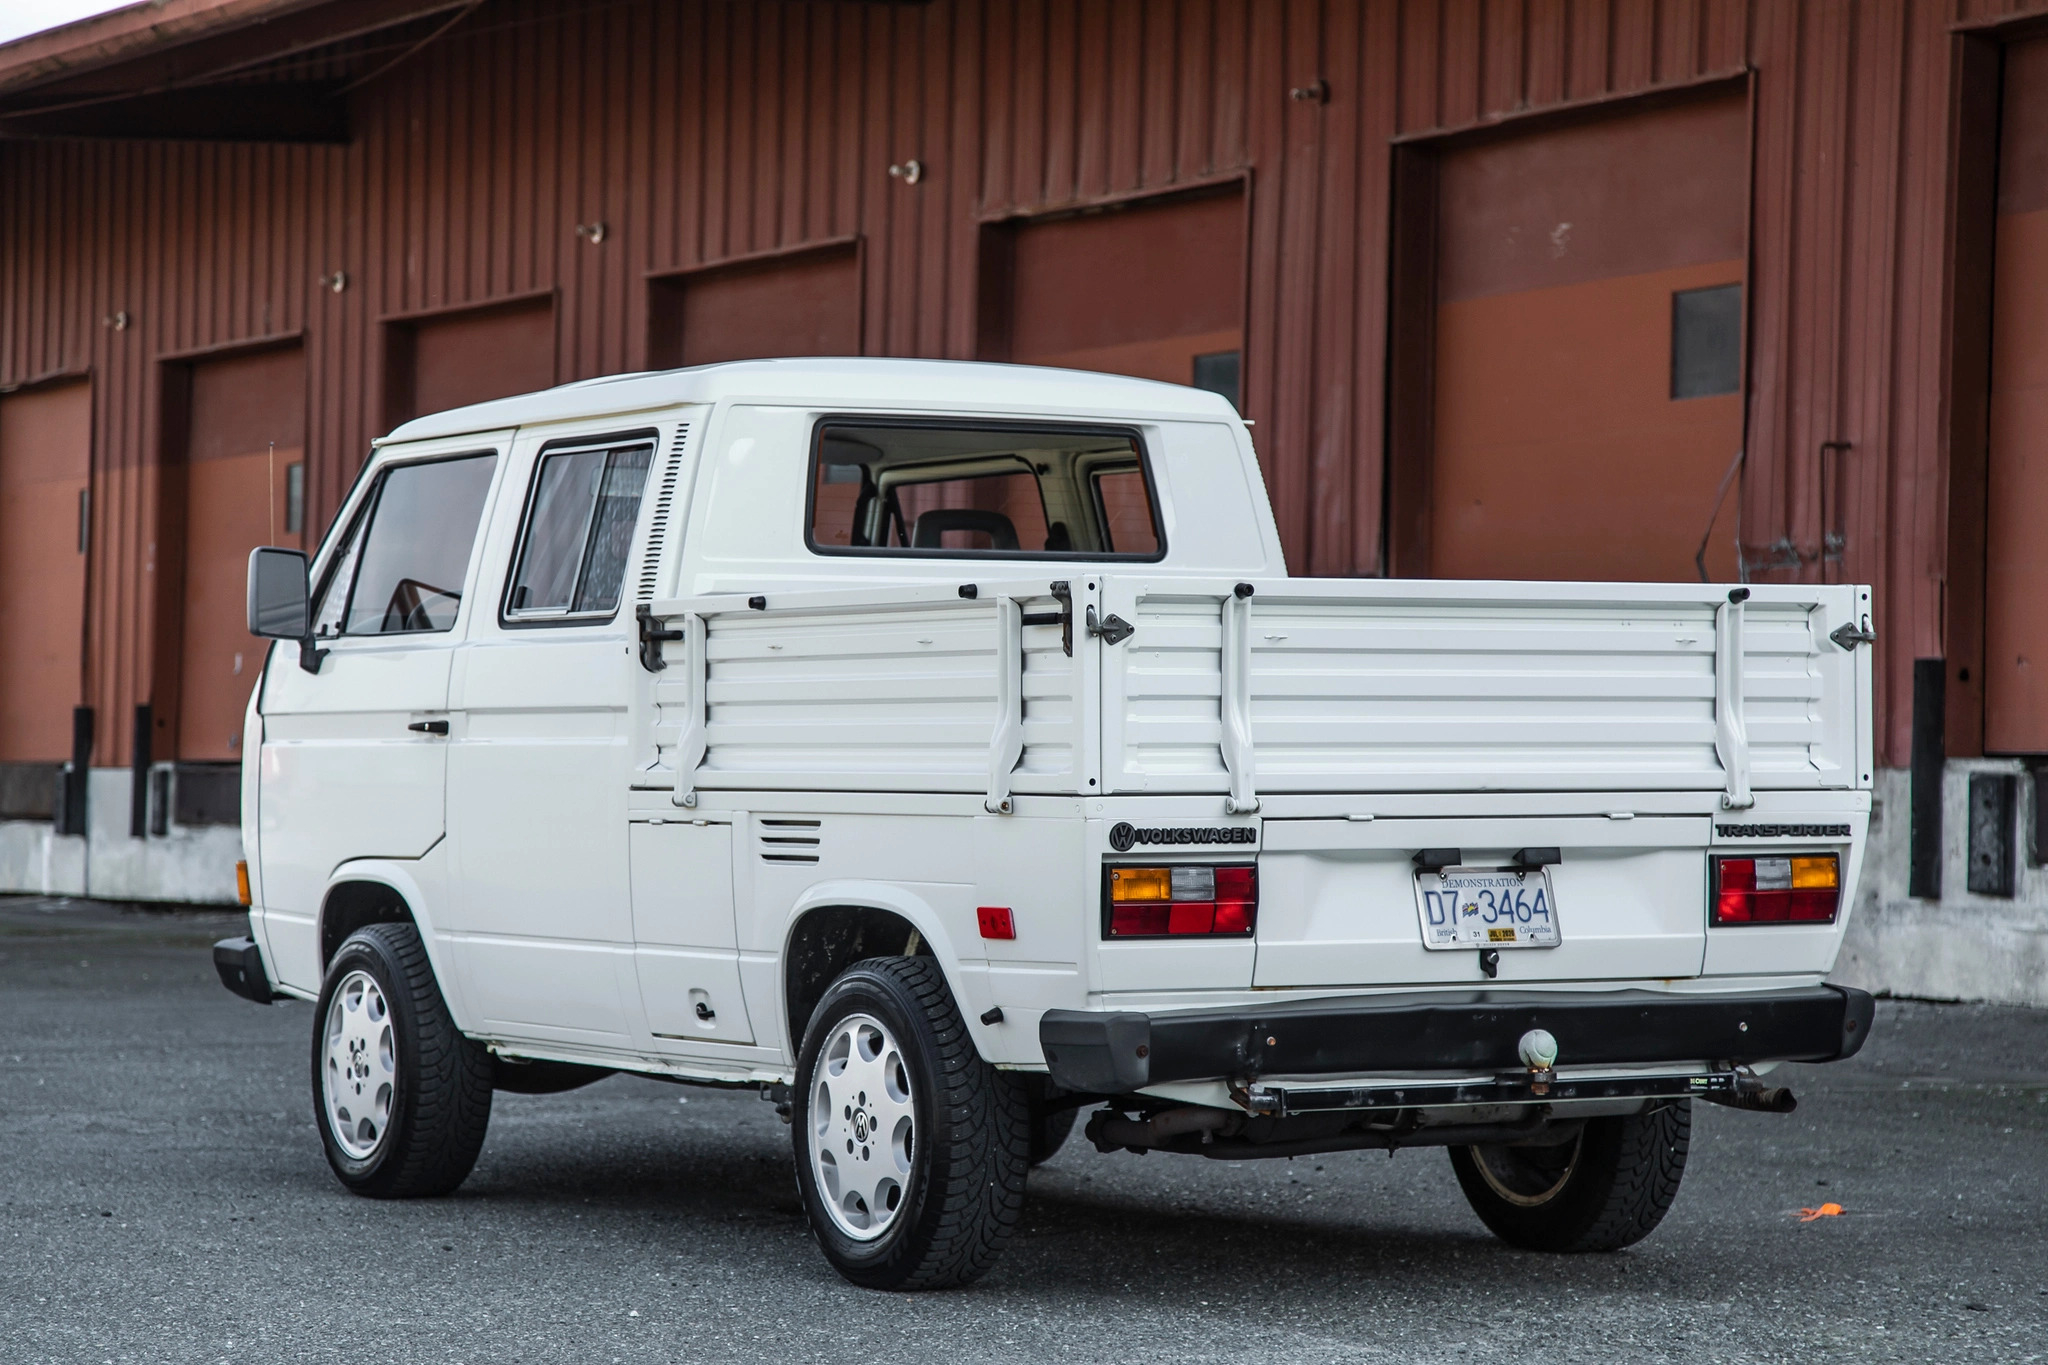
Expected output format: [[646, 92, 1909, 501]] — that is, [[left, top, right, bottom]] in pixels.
[[697, 603, 999, 792]]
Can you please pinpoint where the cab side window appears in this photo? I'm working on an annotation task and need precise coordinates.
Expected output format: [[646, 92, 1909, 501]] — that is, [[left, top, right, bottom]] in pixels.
[[503, 438, 654, 623], [310, 453, 498, 637]]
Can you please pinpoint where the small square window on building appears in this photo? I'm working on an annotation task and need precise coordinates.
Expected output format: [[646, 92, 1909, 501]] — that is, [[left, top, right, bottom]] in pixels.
[[1671, 283, 1743, 400], [1192, 350, 1241, 412]]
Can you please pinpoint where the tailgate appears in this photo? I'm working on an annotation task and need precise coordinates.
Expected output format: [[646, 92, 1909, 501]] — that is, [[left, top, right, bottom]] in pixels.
[[1255, 815, 1710, 987], [1100, 577, 1872, 798]]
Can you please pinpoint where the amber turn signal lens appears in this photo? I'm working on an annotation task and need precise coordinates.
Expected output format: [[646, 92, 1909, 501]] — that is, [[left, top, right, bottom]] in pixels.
[[1790, 855, 1839, 889], [1109, 867, 1171, 901], [234, 859, 252, 907]]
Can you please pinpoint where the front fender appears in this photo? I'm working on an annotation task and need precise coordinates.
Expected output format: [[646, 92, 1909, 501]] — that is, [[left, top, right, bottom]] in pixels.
[[321, 851, 473, 1030]]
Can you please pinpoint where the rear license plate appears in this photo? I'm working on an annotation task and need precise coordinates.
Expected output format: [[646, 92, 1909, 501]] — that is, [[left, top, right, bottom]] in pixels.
[[1415, 867, 1561, 950]]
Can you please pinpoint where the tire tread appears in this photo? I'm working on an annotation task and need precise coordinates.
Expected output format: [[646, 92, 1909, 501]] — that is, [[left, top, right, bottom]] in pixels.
[[796, 956, 1029, 1290], [317, 922, 491, 1199]]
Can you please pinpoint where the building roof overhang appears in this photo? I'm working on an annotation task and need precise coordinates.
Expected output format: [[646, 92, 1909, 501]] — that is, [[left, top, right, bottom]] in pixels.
[[0, 0, 475, 143]]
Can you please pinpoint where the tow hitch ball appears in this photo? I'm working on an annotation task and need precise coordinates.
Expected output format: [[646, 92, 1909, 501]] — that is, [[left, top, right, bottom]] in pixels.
[[1517, 1028, 1558, 1096]]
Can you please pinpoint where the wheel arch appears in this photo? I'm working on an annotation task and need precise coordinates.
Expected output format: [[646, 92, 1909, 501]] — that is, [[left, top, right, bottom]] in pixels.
[[780, 881, 988, 1064], [317, 861, 469, 1030]]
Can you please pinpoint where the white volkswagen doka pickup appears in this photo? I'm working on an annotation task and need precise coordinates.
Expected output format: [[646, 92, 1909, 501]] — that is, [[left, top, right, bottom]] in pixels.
[[219, 358, 1876, 1290]]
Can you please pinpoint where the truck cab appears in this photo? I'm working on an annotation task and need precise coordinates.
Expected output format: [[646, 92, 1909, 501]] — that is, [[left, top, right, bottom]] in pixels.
[[220, 358, 1874, 1289]]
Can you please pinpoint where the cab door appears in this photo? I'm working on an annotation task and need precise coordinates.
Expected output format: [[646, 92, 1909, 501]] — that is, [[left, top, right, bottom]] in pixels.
[[255, 436, 506, 994], [443, 426, 661, 1047]]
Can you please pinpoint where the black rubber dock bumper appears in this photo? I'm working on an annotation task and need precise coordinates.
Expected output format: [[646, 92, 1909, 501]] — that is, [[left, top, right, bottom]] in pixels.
[[213, 935, 280, 1004], [1039, 984, 1875, 1094]]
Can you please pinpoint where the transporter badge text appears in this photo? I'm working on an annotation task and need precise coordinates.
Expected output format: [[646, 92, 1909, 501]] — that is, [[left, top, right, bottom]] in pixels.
[[1108, 822, 1258, 852], [1715, 823, 1852, 838]]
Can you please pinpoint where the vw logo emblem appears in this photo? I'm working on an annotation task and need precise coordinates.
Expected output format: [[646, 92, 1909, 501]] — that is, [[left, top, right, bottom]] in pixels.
[[1109, 822, 1137, 852]]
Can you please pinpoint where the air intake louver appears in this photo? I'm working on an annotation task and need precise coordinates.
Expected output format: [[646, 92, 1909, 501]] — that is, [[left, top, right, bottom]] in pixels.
[[636, 423, 689, 602], [758, 818, 821, 864]]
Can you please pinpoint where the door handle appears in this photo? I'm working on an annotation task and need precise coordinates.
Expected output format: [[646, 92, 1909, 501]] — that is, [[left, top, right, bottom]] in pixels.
[[407, 719, 450, 735]]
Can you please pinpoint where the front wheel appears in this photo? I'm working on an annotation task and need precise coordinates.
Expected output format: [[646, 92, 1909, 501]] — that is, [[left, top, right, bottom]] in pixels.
[[1448, 1102, 1690, 1252], [791, 956, 1029, 1290], [312, 922, 492, 1198]]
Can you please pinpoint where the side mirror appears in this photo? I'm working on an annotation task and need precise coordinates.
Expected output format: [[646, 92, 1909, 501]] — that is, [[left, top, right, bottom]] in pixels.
[[246, 547, 327, 674]]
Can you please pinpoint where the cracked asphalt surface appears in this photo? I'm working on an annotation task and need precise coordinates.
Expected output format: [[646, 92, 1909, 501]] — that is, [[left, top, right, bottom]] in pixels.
[[2, 894, 2045, 1364]]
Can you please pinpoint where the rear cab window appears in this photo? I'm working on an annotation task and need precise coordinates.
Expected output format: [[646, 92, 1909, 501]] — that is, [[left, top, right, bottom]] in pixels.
[[805, 419, 1164, 560]]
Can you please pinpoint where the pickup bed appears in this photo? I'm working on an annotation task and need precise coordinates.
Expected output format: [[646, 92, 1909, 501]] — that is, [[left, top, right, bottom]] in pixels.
[[221, 358, 1874, 1289]]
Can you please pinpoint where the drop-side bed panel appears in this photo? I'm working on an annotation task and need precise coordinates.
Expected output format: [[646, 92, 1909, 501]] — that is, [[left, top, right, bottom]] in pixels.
[[1102, 577, 1868, 796]]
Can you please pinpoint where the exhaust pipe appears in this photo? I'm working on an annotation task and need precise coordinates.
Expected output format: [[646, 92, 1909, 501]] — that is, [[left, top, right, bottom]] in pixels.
[[1702, 1067, 1798, 1114]]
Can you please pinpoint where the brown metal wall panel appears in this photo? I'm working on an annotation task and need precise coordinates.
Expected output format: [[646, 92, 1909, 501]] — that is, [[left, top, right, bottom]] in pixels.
[[6, 0, 2048, 769]]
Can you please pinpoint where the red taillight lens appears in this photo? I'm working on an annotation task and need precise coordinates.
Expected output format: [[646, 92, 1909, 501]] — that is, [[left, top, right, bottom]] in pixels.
[[976, 905, 1015, 940], [1106, 864, 1257, 938], [1713, 855, 1840, 926]]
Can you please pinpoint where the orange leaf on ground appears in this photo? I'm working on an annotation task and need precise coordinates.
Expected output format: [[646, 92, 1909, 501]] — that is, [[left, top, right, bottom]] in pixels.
[[1797, 1202, 1845, 1222]]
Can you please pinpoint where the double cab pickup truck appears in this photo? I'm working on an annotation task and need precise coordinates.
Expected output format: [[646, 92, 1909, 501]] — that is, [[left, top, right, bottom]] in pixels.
[[220, 358, 1876, 1289]]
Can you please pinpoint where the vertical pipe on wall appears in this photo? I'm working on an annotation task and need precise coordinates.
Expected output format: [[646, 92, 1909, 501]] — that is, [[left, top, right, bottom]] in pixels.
[[58, 705, 94, 837], [129, 702, 151, 839], [1910, 657, 1945, 899]]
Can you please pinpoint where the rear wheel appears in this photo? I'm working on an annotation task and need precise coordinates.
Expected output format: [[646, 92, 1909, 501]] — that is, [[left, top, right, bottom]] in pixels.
[[791, 956, 1029, 1290], [312, 922, 492, 1198], [1448, 1103, 1690, 1252]]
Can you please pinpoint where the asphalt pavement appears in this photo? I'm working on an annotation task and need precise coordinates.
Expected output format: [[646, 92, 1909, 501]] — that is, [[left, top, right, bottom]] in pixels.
[[2, 894, 2044, 1364]]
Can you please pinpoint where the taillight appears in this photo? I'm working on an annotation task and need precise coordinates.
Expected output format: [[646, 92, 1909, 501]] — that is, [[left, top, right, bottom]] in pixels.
[[1105, 864, 1257, 938], [1712, 854, 1840, 925]]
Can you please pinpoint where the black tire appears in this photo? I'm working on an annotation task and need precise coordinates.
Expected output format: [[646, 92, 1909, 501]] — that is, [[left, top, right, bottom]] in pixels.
[[791, 956, 1029, 1290], [1021, 1076, 1079, 1166], [1448, 1102, 1690, 1253], [311, 922, 492, 1199]]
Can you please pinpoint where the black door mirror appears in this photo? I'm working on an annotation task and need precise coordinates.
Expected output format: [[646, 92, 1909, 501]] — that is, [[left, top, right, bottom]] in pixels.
[[246, 547, 327, 673]]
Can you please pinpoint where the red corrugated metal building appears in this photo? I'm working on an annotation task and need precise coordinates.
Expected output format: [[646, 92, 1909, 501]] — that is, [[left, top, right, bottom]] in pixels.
[[0, 0, 2042, 999]]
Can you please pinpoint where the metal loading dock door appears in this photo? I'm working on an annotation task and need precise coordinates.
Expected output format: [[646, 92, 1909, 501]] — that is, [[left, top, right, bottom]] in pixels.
[[1987, 38, 2048, 754], [0, 380, 90, 764], [384, 297, 557, 430], [1429, 91, 1748, 584], [647, 243, 862, 368], [176, 346, 305, 762], [983, 187, 1245, 408]]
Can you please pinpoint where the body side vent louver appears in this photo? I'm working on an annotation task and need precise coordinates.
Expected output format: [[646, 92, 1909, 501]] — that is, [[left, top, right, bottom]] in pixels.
[[636, 423, 689, 602], [758, 817, 822, 864]]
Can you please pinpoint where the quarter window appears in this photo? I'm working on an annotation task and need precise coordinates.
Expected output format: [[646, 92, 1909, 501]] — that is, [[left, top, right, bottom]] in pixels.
[[311, 453, 498, 637], [505, 439, 653, 621], [807, 421, 1164, 560]]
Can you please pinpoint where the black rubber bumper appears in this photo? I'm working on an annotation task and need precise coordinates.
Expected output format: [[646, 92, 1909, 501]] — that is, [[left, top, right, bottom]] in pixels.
[[212, 935, 279, 1005], [1039, 984, 1875, 1094]]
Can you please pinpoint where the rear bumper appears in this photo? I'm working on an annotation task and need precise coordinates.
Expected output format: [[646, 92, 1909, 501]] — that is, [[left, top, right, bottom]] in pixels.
[[213, 935, 279, 1005], [1039, 984, 1875, 1094]]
